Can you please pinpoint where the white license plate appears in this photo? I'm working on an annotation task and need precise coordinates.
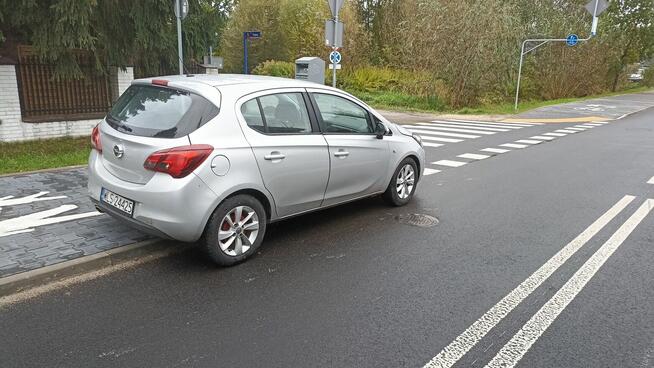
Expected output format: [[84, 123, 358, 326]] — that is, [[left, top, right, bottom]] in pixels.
[[101, 188, 134, 216]]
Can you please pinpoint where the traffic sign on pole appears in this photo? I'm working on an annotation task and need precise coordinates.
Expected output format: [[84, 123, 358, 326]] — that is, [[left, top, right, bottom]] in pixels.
[[243, 31, 262, 75], [585, 0, 609, 16], [325, 20, 344, 48], [328, 0, 344, 17], [566, 34, 579, 47], [329, 51, 342, 65], [174, 0, 189, 19]]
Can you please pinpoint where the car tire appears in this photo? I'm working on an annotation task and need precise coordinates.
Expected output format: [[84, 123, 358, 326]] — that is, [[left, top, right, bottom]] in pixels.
[[383, 157, 418, 207], [203, 194, 267, 266]]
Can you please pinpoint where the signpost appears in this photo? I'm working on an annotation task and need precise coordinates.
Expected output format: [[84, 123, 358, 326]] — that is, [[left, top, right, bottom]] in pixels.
[[242, 31, 262, 74], [174, 0, 189, 75], [513, 0, 609, 110], [326, 0, 344, 87]]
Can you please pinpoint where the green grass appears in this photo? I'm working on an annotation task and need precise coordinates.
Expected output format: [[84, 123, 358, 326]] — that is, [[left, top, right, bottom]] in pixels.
[[0, 136, 91, 175], [350, 86, 653, 116]]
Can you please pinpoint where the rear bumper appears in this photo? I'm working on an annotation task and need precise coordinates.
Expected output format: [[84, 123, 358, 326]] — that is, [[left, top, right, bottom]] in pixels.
[[87, 150, 218, 242]]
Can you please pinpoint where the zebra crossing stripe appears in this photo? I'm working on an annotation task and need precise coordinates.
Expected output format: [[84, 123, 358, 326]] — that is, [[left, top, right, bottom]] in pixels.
[[515, 139, 542, 145], [530, 136, 555, 141], [432, 160, 467, 168], [481, 148, 510, 154], [500, 143, 528, 149], [406, 128, 480, 139], [458, 153, 490, 160], [421, 122, 510, 132]]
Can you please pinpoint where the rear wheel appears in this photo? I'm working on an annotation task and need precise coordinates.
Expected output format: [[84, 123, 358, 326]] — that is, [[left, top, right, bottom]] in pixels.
[[383, 158, 418, 206], [203, 194, 267, 266]]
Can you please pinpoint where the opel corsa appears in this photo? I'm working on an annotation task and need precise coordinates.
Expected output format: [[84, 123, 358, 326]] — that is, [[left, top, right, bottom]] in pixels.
[[88, 74, 425, 265]]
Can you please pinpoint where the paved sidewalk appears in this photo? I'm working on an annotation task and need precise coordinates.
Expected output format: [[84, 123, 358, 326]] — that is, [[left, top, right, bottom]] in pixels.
[[0, 168, 151, 278]]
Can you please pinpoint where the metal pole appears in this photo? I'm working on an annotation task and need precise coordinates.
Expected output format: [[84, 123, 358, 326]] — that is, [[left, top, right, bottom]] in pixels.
[[514, 41, 526, 111], [243, 33, 248, 74], [176, 0, 183, 75], [332, 15, 338, 87]]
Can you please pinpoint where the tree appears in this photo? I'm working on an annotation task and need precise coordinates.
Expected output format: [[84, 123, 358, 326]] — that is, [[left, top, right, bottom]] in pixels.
[[0, 0, 233, 78]]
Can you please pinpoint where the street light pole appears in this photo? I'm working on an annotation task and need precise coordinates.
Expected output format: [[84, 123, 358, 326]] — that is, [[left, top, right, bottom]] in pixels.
[[332, 14, 338, 87], [176, 0, 183, 75]]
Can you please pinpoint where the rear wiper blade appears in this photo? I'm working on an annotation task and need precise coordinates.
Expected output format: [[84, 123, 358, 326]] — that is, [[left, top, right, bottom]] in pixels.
[[106, 115, 133, 132]]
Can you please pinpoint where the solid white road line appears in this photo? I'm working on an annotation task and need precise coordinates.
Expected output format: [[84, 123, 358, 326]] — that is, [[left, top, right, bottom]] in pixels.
[[422, 122, 511, 132], [648, 176, 654, 184], [530, 136, 555, 141], [420, 136, 464, 143], [406, 128, 481, 139], [422, 195, 635, 368], [426, 121, 522, 130], [485, 198, 653, 368], [500, 143, 528, 149], [423, 168, 441, 176], [405, 125, 496, 135], [555, 129, 577, 133], [423, 142, 444, 148], [446, 119, 539, 127], [481, 148, 511, 154], [515, 139, 542, 145], [432, 160, 467, 168], [544, 132, 567, 137], [458, 153, 490, 160]]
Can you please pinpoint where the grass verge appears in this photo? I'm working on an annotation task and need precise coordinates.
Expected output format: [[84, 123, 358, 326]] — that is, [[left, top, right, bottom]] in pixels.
[[0, 136, 90, 175]]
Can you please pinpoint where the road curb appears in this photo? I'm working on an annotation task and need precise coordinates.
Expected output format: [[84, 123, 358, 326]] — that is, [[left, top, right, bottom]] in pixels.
[[0, 239, 189, 297]]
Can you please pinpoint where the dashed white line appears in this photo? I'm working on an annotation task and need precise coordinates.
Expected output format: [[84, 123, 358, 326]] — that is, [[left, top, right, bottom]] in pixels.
[[481, 148, 511, 154], [486, 198, 654, 368], [544, 132, 567, 137], [458, 153, 490, 160], [530, 136, 555, 141], [500, 143, 528, 149], [422, 195, 636, 368], [555, 129, 577, 133], [432, 160, 467, 168], [514, 139, 542, 145], [648, 176, 654, 184], [423, 168, 441, 176], [423, 142, 444, 148], [406, 128, 481, 139]]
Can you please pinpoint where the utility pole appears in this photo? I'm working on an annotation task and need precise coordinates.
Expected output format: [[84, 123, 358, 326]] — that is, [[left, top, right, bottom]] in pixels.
[[174, 0, 189, 75]]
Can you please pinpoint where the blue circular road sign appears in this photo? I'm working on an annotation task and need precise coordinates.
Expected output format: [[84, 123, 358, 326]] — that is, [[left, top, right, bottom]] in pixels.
[[566, 34, 579, 47], [329, 51, 342, 64]]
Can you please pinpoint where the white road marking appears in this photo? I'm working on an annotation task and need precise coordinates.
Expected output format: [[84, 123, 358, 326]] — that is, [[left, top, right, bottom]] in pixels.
[[423, 142, 444, 148], [423, 168, 441, 176], [555, 129, 577, 133], [500, 143, 528, 149], [544, 132, 567, 137], [458, 153, 490, 160], [0, 205, 102, 237], [0, 192, 66, 207], [485, 198, 654, 368], [564, 127, 587, 131], [591, 121, 609, 124], [648, 176, 654, 184], [574, 125, 593, 129], [481, 148, 511, 154], [514, 139, 542, 145], [417, 135, 464, 143], [422, 195, 635, 368], [446, 119, 538, 127], [428, 121, 523, 130], [530, 136, 555, 141], [406, 128, 480, 139], [406, 125, 496, 135], [432, 160, 467, 168], [422, 122, 510, 132]]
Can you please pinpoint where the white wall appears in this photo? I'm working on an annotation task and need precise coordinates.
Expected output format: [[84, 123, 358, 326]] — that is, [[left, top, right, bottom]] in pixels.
[[0, 65, 133, 142]]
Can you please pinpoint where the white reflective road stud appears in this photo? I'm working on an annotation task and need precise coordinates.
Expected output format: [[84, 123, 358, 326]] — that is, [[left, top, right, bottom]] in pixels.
[[485, 198, 654, 368], [405, 125, 496, 135], [481, 148, 511, 154], [418, 135, 464, 143], [423, 168, 441, 176], [405, 128, 480, 139], [530, 136, 555, 141], [515, 139, 542, 145], [423, 142, 444, 148], [458, 153, 490, 160], [432, 160, 467, 168], [428, 121, 523, 130], [422, 195, 635, 368], [421, 122, 510, 132], [544, 132, 567, 137], [555, 129, 577, 133], [500, 143, 528, 149], [648, 176, 654, 184]]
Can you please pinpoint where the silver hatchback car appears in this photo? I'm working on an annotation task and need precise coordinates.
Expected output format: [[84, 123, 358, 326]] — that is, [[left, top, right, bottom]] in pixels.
[[88, 74, 425, 265]]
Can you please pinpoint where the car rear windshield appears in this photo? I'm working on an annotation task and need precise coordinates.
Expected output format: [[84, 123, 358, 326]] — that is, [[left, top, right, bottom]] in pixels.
[[106, 85, 219, 138]]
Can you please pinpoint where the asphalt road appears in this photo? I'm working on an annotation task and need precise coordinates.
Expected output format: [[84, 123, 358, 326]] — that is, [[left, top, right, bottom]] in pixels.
[[2, 108, 653, 368]]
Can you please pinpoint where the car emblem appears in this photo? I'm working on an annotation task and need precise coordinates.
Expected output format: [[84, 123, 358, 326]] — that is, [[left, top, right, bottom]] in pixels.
[[113, 144, 124, 159]]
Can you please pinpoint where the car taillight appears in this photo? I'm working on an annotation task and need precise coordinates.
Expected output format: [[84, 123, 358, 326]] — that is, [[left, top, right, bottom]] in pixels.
[[143, 144, 213, 178], [91, 125, 102, 152]]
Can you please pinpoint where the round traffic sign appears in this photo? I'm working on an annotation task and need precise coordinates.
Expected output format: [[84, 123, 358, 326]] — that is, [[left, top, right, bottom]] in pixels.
[[329, 51, 342, 64], [174, 0, 189, 20], [566, 34, 578, 47]]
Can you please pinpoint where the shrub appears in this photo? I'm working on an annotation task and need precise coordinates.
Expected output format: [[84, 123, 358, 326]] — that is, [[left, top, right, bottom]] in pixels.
[[252, 60, 295, 78], [643, 68, 654, 87]]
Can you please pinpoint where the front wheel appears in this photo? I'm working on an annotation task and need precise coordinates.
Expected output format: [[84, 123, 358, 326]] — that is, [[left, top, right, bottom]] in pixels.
[[383, 158, 418, 206], [203, 194, 267, 266]]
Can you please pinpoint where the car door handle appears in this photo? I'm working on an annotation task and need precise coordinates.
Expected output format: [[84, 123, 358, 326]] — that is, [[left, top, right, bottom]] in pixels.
[[264, 152, 286, 160], [334, 150, 350, 158]]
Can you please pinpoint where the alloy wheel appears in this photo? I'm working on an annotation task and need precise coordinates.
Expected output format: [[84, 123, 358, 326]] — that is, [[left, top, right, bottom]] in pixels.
[[396, 164, 415, 199], [218, 206, 259, 256]]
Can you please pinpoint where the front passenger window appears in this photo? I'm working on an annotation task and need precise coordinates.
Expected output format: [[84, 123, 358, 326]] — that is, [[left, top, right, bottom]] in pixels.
[[313, 93, 372, 134]]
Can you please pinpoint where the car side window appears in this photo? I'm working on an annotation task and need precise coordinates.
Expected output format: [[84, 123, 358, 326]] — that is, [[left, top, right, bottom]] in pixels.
[[312, 93, 372, 134], [241, 93, 312, 134], [241, 99, 265, 133]]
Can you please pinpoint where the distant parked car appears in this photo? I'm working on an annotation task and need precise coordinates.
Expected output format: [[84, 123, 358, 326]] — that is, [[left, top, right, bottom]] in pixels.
[[88, 74, 425, 265], [629, 68, 645, 82]]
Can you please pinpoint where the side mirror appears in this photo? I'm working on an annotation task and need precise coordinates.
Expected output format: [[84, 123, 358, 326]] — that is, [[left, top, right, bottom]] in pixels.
[[374, 122, 386, 139]]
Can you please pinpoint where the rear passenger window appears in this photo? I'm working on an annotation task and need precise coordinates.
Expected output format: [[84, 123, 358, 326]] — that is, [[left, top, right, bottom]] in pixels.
[[240, 93, 313, 134]]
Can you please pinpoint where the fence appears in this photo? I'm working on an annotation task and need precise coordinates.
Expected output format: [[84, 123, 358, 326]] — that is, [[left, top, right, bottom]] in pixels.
[[15, 46, 112, 122]]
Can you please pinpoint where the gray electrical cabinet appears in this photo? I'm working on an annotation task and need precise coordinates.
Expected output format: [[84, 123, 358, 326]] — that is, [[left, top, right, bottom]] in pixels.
[[295, 57, 325, 84]]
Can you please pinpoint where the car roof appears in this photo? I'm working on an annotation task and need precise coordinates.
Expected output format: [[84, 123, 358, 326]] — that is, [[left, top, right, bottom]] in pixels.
[[135, 73, 333, 92]]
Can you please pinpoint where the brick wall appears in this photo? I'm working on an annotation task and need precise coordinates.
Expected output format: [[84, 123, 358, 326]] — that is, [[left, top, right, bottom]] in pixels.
[[0, 65, 133, 142]]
